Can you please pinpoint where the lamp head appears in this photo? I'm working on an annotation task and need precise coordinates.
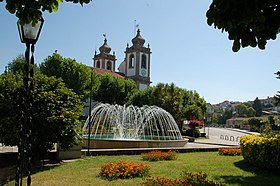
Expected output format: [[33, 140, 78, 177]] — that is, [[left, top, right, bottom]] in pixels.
[[17, 19, 44, 44]]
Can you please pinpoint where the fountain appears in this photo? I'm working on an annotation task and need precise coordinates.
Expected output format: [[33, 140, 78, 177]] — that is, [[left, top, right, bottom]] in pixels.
[[82, 103, 188, 149]]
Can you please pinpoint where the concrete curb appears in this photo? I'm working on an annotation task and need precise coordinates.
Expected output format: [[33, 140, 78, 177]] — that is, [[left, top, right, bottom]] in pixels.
[[192, 141, 239, 147]]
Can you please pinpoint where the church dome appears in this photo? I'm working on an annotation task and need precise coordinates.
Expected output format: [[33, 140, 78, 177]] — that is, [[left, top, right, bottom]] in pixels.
[[132, 29, 145, 46], [99, 38, 111, 53]]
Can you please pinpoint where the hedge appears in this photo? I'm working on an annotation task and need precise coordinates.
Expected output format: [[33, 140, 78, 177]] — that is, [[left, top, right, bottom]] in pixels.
[[240, 134, 280, 170]]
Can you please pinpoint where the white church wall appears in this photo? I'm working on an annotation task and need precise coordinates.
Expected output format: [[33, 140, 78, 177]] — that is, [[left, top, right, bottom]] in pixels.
[[139, 84, 148, 90], [126, 53, 136, 76]]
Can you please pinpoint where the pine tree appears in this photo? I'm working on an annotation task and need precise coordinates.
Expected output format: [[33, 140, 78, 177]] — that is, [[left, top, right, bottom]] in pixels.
[[253, 97, 262, 117]]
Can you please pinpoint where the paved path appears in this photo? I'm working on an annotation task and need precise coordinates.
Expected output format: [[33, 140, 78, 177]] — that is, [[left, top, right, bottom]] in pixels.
[[196, 127, 259, 146]]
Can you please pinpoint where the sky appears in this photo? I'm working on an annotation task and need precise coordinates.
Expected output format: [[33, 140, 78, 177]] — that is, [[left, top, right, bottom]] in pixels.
[[1, 0, 280, 104]]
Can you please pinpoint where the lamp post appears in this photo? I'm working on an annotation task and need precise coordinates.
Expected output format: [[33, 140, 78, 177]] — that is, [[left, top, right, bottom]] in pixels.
[[16, 18, 44, 186], [87, 70, 93, 155]]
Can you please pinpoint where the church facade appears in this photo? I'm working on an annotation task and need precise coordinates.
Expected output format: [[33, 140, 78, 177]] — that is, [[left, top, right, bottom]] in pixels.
[[92, 29, 151, 90]]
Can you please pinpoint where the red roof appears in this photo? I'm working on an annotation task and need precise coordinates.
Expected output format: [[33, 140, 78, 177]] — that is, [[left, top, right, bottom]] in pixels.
[[90, 67, 124, 78]]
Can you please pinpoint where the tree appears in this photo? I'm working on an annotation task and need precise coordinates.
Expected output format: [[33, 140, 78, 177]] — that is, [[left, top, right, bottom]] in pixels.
[[7, 54, 40, 74], [242, 117, 269, 132], [127, 83, 207, 131], [1, 0, 92, 25], [218, 109, 233, 125], [206, 0, 280, 52], [274, 71, 280, 105], [40, 53, 91, 99], [0, 72, 83, 158], [93, 73, 137, 105], [235, 104, 256, 117], [253, 97, 262, 117]]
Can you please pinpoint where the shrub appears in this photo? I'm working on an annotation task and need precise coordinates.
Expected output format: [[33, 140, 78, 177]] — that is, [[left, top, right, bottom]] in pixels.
[[142, 150, 177, 161], [240, 134, 280, 170], [186, 128, 201, 138], [99, 161, 150, 180], [218, 148, 241, 156], [141, 171, 226, 186]]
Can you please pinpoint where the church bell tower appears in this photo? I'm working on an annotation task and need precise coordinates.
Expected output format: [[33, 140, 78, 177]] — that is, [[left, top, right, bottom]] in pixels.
[[123, 29, 151, 89], [93, 37, 116, 71]]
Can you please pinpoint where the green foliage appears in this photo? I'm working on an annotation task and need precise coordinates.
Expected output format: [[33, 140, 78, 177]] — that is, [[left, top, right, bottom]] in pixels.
[[274, 71, 280, 106], [235, 104, 256, 117], [142, 171, 226, 186], [93, 73, 137, 105], [40, 53, 91, 100], [0, 72, 83, 158], [242, 117, 269, 132], [253, 97, 262, 117], [240, 134, 280, 170], [127, 83, 207, 131], [185, 128, 201, 138], [206, 0, 280, 52], [218, 109, 232, 124], [7, 54, 40, 74], [1, 0, 92, 25]]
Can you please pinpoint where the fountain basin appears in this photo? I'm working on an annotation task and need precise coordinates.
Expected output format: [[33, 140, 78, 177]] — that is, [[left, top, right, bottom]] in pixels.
[[82, 138, 188, 149], [83, 103, 187, 149]]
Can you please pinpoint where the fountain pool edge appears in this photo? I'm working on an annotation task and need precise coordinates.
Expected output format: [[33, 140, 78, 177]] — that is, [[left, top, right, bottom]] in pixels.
[[82, 138, 189, 149]]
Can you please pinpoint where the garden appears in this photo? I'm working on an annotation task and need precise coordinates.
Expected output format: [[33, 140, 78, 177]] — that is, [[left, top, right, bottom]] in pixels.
[[2, 148, 280, 186]]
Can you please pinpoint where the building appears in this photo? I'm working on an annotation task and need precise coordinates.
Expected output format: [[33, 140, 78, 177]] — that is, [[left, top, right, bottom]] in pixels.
[[92, 29, 151, 90], [226, 117, 248, 129]]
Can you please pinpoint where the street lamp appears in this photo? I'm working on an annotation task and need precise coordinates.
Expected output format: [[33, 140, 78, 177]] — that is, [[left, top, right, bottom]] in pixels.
[[88, 70, 93, 155], [16, 18, 44, 186]]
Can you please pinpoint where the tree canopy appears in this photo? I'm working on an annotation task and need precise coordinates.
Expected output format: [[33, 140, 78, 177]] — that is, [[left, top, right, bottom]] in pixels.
[[0, 72, 83, 158], [1, 0, 92, 24], [274, 71, 280, 105], [127, 83, 207, 131], [40, 53, 91, 100], [253, 97, 262, 117], [93, 73, 137, 105], [235, 104, 256, 117], [7, 54, 40, 74], [206, 0, 280, 52]]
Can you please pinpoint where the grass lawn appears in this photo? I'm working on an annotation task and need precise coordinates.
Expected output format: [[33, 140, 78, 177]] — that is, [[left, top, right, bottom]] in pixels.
[[3, 151, 280, 186]]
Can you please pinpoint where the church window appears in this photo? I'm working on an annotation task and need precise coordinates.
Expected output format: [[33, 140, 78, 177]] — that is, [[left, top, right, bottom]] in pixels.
[[107, 61, 112, 70], [129, 54, 135, 68], [96, 60, 100, 68], [141, 54, 147, 69]]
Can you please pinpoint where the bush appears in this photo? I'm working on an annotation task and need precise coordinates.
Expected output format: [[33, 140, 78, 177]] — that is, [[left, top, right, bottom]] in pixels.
[[141, 150, 177, 161], [99, 161, 150, 180], [141, 171, 226, 186], [240, 134, 280, 169], [186, 128, 201, 138], [218, 148, 241, 156]]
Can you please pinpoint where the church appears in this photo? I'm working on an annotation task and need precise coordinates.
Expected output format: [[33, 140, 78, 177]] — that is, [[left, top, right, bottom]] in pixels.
[[92, 29, 152, 90]]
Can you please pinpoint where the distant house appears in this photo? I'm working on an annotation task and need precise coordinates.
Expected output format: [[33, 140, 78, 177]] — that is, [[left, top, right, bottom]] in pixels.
[[259, 96, 274, 108], [226, 117, 256, 130], [226, 117, 247, 128]]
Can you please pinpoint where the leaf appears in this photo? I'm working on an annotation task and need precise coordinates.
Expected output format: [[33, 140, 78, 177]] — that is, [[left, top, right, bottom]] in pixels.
[[232, 39, 240, 52]]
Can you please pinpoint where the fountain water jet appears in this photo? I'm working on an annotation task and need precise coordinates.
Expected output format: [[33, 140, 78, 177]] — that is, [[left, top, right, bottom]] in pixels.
[[82, 103, 188, 148]]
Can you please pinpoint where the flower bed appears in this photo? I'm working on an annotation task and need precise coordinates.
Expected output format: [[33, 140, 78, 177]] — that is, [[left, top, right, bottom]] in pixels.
[[141, 171, 226, 186], [141, 150, 177, 161], [218, 148, 241, 156], [99, 161, 150, 180]]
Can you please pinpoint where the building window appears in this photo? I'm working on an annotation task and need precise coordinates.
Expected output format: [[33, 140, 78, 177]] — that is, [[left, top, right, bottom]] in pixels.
[[129, 54, 135, 68], [141, 54, 147, 69], [107, 61, 112, 70], [96, 60, 100, 68]]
